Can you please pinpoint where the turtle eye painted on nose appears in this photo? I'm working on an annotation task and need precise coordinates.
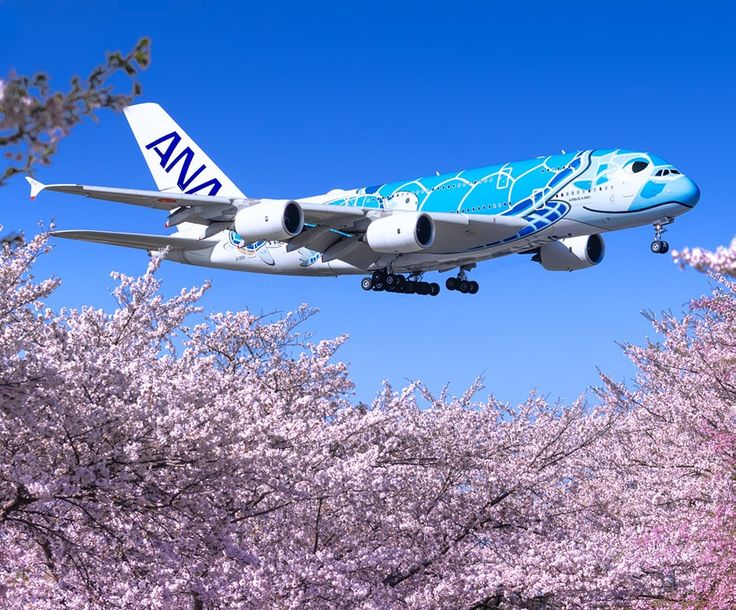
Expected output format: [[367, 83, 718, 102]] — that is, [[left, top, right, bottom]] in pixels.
[[622, 158, 650, 174], [631, 161, 648, 173]]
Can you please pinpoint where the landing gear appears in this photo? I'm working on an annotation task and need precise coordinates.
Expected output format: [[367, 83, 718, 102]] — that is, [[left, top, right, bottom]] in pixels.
[[371, 269, 386, 283], [360, 270, 439, 296], [650, 219, 673, 255], [446, 269, 480, 295], [384, 273, 400, 288], [650, 240, 669, 254]]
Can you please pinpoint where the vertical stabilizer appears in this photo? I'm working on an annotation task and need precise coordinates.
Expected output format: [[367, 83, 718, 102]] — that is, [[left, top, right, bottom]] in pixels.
[[123, 103, 245, 199]]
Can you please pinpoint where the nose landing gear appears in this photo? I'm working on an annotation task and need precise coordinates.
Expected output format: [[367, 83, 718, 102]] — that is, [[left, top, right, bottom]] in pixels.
[[360, 270, 440, 296], [650, 218, 673, 255]]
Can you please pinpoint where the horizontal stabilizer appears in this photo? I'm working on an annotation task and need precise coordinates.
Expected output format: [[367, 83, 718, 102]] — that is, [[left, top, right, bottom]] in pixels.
[[52, 230, 215, 252]]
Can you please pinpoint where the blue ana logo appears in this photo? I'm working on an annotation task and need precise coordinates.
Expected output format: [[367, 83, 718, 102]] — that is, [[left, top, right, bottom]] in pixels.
[[145, 132, 222, 196]]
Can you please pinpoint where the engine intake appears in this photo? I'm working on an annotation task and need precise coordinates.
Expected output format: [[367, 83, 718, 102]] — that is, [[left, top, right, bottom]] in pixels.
[[366, 213, 435, 253], [233, 200, 304, 242], [534, 234, 605, 271]]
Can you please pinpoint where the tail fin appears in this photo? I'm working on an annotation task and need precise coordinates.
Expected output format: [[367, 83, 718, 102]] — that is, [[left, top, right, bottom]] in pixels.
[[124, 103, 246, 199]]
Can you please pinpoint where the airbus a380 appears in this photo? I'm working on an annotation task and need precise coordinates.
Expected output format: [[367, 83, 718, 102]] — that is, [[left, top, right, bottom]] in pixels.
[[27, 103, 700, 296]]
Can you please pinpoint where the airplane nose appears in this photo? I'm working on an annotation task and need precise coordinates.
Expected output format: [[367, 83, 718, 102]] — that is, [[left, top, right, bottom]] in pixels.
[[666, 176, 700, 208]]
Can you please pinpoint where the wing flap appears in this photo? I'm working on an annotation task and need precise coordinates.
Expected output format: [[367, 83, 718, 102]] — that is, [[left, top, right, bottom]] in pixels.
[[426, 213, 527, 253], [52, 230, 214, 252], [298, 202, 367, 229]]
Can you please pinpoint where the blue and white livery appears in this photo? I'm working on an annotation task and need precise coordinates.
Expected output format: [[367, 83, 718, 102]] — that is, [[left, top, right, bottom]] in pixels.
[[27, 103, 700, 296]]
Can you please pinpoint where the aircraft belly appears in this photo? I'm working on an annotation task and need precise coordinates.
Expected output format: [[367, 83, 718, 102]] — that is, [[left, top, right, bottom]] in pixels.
[[179, 237, 363, 276]]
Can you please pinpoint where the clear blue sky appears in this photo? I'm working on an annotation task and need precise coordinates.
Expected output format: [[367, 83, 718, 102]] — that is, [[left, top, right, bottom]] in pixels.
[[3, 1, 734, 405]]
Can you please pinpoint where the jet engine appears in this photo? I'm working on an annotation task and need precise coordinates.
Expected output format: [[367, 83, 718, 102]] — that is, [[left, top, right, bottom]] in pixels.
[[233, 200, 304, 242], [534, 234, 605, 271], [365, 212, 435, 253]]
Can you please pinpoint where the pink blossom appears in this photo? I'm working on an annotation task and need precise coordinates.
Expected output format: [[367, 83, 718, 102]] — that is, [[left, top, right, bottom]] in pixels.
[[1, 230, 735, 608]]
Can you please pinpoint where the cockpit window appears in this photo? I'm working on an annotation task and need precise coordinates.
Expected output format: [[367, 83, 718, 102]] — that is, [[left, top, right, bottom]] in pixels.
[[655, 168, 681, 177], [631, 161, 649, 173]]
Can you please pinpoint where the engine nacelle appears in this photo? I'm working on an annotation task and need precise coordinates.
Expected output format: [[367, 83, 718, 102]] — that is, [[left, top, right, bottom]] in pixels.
[[366, 213, 435, 253], [535, 234, 605, 271], [233, 200, 304, 242]]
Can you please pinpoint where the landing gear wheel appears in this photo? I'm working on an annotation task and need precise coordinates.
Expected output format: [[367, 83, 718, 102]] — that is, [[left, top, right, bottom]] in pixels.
[[468, 281, 479, 294], [651, 219, 674, 255], [429, 283, 440, 296], [372, 270, 386, 283], [459, 280, 469, 294], [446, 277, 457, 291], [417, 282, 429, 295], [405, 281, 416, 294], [361, 277, 373, 291], [385, 274, 400, 288], [373, 281, 385, 291]]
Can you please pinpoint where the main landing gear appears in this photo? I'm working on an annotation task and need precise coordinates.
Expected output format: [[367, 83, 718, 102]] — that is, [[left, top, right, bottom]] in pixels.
[[445, 270, 479, 295], [650, 218, 674, 255], [361, 270, 440, 296]]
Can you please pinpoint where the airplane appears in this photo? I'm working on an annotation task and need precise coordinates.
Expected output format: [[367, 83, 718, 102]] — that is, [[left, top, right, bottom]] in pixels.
[[26, 103, 700, 296]]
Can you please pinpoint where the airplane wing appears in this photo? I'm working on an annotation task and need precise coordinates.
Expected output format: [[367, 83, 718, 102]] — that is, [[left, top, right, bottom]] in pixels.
[[52, 230, 214, 251], [27, 178, 366, 229], [31, 178, 529, 268]]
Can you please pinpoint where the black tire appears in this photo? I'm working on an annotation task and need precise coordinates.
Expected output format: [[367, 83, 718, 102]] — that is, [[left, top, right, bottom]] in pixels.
[[385, 274, 398, 287], [459, 280, 469, 293], [405, 281, 416, 294], [468, 281, 479, 294], [660, 241, 670, 254], [429, 283, 440, 296], [417, 282, 429, 295], [373, 281, 384, 291], [650, 240, 662, 254], [372, 270, 386, 283], [361, 277, 373, 291], [446, 277, 457, 291]]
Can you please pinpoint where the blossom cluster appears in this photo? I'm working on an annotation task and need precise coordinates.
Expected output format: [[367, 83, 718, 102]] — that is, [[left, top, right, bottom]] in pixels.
[[0, 38, 149, 186], [674, 238, 736, 277], [0, 233, 734, 609]]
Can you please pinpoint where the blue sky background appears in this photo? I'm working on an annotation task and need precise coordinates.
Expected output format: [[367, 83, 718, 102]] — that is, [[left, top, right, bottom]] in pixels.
[[3, 1, 734, 405]]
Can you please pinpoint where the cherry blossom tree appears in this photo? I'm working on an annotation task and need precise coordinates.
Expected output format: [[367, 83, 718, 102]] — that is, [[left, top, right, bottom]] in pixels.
[[674, 239, 736, 277], [588, 242, 736, 609], [0, 232, 636, 609], [2, 223, 735, 609], [0, 38, 150, 186]]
